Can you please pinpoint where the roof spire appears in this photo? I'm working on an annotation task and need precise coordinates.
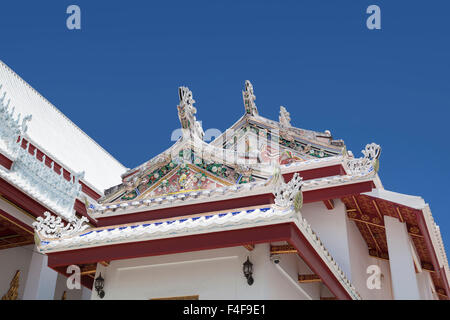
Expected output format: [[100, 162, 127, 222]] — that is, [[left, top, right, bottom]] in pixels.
[[242, 80, 258, 116], [177, 86, 204, 141], [279, 106, 291, 128]]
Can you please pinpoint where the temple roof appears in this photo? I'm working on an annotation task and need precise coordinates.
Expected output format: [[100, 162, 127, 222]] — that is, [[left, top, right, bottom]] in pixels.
[[98, 81, 350, 207], [30, 81, 450, 299], [35, 205, 362, 300], [0, 60, 127, 192]]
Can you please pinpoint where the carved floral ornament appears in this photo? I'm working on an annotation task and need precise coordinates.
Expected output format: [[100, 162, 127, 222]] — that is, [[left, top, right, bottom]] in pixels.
[[273, 172, 303, 212], [279, 106, 291, 128], [346, 143, 381, 175], [33, 211, 89, 240]]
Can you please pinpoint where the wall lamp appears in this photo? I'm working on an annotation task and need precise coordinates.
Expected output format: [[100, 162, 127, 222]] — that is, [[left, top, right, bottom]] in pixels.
[[243, 256, 254, 285], [94, 273, 105, 298]]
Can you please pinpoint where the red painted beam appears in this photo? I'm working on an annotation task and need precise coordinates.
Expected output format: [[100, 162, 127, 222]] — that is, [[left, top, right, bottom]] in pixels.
[[303, 181, 374, 203], [48, 223, 292, 267], [323, 199, 335, 210], [283, 164, 346, 181], [81, 183, 102, 201], [96, 181, 374, 227], [439, 268, 450, 299], [289, 226, 352, 300], [121, 169, 140, 180], [414, 207, 450, 298], [96, 193, 274, 227], [413, 210, 441, 276], [0, 208, 34, 233], [0, 153, 13, 170]]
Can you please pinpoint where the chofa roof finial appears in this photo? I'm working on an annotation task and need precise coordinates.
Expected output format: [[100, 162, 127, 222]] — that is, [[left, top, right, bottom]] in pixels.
[[242, 80, 258, 116], [279, 106, 291, 128], [177, 86, 204, 141]]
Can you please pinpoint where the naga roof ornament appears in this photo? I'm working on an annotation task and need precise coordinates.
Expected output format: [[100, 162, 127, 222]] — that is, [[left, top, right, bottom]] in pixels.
[[33, 211, 89, 240], [279, 106, 291, 128], [242, 80, 258, 116], [177, 86, 204, 141], [346, 143, 381, 175], [273, 172, 304, 212]]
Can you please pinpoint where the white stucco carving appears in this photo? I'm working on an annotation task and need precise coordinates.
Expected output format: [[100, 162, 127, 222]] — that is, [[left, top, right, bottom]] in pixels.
[[33, 211, 89, 239]]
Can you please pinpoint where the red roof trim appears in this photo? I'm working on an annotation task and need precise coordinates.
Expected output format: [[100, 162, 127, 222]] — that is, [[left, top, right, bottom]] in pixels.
[[289, 225, 352, 299], [81, 182, 102, 200], [74, 199, 97, 226], [96, 193, 274, 227], [0, 208, 34, 233], [0, 152, 13, 170], [283, 164, 346, 181], [97, 181, 374, 227]]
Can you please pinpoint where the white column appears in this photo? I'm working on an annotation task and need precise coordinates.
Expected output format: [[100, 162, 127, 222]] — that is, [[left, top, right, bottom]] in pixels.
[[22, 248, 58, 300], [384, 216, 420, 299]]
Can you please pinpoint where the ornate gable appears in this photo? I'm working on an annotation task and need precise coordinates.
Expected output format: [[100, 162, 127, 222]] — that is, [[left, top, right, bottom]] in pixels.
[[100, 81, 348, 206]]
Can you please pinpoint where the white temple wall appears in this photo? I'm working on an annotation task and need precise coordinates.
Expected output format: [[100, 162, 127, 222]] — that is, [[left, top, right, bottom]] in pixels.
[[0, 245, 33, 300], [91, 244, 311, 300], [301, 200, 352, 280], [345, 219, 393, 299]]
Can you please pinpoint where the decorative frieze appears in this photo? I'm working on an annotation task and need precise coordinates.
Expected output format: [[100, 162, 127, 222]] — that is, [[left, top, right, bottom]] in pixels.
[[12, 139, 84, 218], [0, 87, 83, 219], [33, 211, 89, 239], [0, 86, 32, 159]]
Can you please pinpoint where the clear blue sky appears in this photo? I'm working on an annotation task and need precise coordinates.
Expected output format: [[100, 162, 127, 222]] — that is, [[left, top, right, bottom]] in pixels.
[[1, 1, 449, 252]]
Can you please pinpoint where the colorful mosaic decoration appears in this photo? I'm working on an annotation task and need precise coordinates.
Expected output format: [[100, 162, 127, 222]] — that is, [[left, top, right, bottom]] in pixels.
[[121, 160, 177, 200], [150, 164, 225, 197]]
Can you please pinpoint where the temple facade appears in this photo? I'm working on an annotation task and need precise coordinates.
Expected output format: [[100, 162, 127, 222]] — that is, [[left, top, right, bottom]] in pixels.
[[0, 61, 449, 300]]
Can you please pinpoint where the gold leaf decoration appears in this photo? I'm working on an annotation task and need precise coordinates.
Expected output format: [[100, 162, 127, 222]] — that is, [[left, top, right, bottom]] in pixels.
[[2, 270, 20, 300]]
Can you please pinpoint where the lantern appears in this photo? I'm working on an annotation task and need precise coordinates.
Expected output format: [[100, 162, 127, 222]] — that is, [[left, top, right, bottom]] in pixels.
[[243, 257, 254, 285], [94, 273, 105, 298]]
